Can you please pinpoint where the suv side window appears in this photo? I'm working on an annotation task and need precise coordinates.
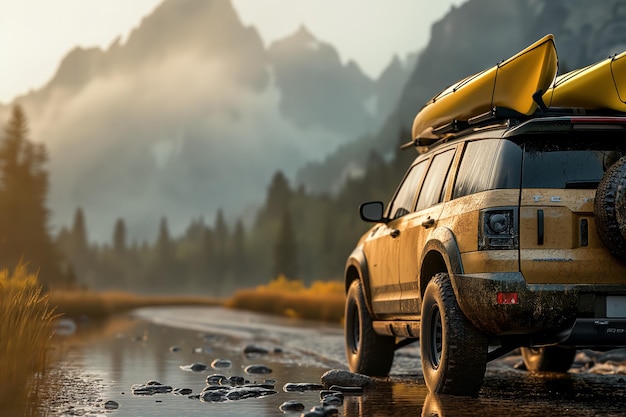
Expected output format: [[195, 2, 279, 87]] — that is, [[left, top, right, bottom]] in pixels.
[[453, 139, 522, 199], [416, 149, 455, 211], [387, 160, 428, 219]]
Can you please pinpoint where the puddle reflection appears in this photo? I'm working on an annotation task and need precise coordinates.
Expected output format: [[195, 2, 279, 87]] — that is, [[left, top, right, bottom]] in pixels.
[[48, 313, 626, 417]]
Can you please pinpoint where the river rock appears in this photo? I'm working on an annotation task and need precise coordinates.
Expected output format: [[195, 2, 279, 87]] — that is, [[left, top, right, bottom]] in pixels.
[[198, 384, 277, 402], [596, 348, 626, 364], [104, 400, 119, 410], [244, 364, 272, 374], [206, 374, 228, 385], [283, 382, 325, 392], [180, 362, 208, 372], [200, 386, 231, 402], [587, 362, 626, 374], [131, 381, 173, 395], [226, 386, 277, 400], [211, 358, 232, 369], [321, 395, 343, 407], [228, 375, 246, 385], [279, 400, 305, 412], [320, 369, 376, 389], [54, 318, 77, 336], [173, 387, 193, 395], [243, 345, 269, 356]]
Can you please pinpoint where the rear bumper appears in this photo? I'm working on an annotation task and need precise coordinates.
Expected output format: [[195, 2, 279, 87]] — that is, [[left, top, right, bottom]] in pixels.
[[562, 319, 626, 347], [451, 272, 626, 347]]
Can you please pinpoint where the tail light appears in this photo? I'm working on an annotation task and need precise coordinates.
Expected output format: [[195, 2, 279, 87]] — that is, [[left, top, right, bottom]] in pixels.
[[479, 207, 519, 250]]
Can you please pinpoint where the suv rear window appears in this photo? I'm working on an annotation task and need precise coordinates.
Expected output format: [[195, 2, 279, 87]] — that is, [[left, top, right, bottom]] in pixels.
[[521, 133, 626, 189], [453, 139, 522, 199]]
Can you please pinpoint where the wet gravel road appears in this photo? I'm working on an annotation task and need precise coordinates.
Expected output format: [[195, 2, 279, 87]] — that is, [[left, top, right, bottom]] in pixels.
[[48, 306, 626, 416]]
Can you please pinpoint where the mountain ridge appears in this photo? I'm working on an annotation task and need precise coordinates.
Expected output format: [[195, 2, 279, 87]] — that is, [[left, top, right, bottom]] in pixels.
[[0, 0, 413, 243], [296, 0, 626, 196]]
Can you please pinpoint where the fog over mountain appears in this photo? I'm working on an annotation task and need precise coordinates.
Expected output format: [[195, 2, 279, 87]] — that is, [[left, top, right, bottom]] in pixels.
[[0, 0, 413, 243], [297, 0, 626, 196], [9, 0, 623, 245]]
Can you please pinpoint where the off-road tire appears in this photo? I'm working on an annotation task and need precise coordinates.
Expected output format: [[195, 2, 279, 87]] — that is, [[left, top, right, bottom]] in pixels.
[[595, 156, 626, 259], [345, 279, 395, 376], [520, 346, 576, 373], [420, 273, 488, 396]]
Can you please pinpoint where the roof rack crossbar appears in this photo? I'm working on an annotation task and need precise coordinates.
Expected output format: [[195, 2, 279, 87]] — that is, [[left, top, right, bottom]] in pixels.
[[468, 107, 527, 126], [432, 119, 469, 135]]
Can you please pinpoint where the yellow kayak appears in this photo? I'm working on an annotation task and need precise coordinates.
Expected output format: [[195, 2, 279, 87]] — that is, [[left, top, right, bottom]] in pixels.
[[542, 51, 626, 111], [411, 34, 558, 143]]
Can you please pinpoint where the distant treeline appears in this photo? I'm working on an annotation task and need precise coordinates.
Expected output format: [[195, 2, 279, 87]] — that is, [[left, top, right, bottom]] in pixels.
[[1, 104, 415, 297]]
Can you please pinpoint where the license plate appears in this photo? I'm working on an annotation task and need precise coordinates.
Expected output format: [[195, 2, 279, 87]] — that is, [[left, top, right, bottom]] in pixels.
[[607, 296, 626, 318]]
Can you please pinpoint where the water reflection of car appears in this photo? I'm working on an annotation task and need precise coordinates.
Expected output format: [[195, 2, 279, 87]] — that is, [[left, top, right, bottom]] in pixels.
[[343, 113, 626, 396]]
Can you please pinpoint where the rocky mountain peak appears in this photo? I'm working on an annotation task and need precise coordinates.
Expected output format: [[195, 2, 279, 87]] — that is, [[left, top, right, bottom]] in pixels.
[[0, 0, 414, 242]]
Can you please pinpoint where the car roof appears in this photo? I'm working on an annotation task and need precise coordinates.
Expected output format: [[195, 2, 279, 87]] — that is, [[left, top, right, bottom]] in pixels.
[[413, 111, 626, 155]]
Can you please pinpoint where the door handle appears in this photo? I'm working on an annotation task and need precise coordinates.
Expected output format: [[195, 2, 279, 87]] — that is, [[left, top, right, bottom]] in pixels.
[[390, 228, 400, 238], [421, 218, 435, 228]]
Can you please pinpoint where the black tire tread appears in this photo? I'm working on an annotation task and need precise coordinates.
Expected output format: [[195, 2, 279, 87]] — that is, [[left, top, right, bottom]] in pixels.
[[344, 280, 395, 376], [595, 156, 626, 259], [420, 273, 488, 396]]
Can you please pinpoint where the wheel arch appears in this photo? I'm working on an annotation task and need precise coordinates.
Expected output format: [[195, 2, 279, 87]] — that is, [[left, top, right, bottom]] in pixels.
[[419, 227, 464, 299], [344, 247, 375, 316]]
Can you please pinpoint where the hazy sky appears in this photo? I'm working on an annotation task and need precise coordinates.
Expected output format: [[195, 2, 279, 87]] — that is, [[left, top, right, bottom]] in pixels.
[[0, 0, 464, 104]]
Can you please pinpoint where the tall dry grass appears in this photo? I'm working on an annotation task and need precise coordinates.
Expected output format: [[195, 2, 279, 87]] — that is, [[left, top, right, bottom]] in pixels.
[[0, 263, 58, 416], [225, 275, 346, 323]]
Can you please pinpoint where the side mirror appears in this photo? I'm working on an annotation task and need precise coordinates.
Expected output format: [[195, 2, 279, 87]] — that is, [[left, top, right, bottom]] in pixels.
[[359, 201, 385, 222]]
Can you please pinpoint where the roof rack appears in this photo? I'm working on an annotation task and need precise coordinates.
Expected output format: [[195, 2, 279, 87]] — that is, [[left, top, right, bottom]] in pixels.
[[401, 105, 626, 151]]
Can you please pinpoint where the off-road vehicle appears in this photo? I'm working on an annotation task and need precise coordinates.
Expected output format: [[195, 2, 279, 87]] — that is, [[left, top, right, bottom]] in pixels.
[[344, 108, 626, 395]]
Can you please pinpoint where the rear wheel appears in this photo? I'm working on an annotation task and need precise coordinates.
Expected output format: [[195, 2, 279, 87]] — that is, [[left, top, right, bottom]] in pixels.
[[521, 346, 576, 373], [420, 273, 488, 396], [344, 279, 395, 376]]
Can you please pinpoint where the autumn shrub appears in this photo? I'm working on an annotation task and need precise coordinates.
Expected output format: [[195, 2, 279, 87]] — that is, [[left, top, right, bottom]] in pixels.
[[0, 263, 58, 416], [49, 289, 221, 319], [225, 275, 346, 323]]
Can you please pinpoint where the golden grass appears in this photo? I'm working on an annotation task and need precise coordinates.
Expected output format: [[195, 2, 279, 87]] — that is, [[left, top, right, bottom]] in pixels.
[[49, 289, 222, 319], [225, 275, 346, 323], [47, 276, 345, 325], [0, 264, 58, 416]]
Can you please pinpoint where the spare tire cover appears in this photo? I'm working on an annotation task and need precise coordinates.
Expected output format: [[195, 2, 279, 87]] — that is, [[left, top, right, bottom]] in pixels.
[[595, 156, 626, 259]]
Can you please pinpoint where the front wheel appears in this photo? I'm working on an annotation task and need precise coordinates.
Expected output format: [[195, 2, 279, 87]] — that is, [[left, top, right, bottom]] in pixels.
[[345, 279, 395, 376], [420, 273, 488, 396], [521, 346, 576, 373]]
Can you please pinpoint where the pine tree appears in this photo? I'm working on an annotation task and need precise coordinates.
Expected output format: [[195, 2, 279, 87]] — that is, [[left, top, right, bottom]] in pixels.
[[200, 225, 215, 280], [231, 219, 247, 282], [70, 207, 89, 255], [273, 209, 298, 279], [155, 217, 173, 260], [113, 218, 127, 253], [146, 216, 177, 292], [58, 207, 92, 287], [256, 171, 291, 225], [0, 104, 64, 285], [213, 208, 229, 281]]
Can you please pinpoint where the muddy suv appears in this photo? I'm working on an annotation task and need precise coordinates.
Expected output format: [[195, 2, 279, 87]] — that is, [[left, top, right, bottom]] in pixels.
[[344, 112, 626, 396]]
